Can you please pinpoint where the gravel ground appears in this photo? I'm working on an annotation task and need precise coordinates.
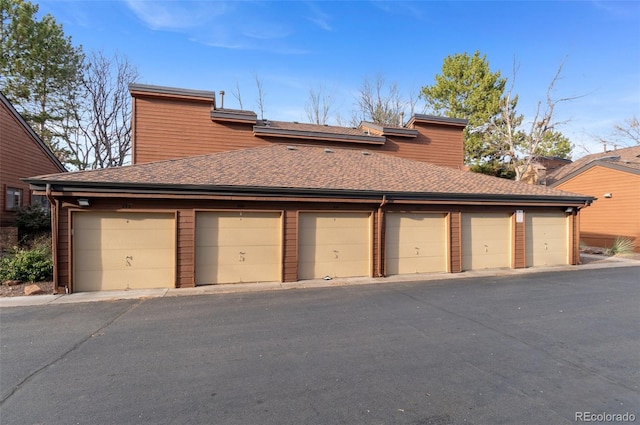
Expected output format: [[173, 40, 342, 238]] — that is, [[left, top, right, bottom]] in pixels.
[[0, 281, 55, 297]]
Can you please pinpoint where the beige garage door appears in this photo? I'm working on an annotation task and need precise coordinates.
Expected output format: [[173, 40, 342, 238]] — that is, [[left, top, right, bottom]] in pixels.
[[462, 213, 511, 271], [196, 211, 282, 285], [298, 212, 371, 280], [526, 212, 568, 267], [386, 213, 447, 275], [73, 212, 176, 292]]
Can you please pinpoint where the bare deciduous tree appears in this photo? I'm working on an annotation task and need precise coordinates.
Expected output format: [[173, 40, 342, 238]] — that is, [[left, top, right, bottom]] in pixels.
[[598, 116, 640, 150], [231, 80, 243, 109], [61, 51, 139, 170], [254, 74, 266, 120], [353, 75, 405, 127], [305, 84, 334, 125], [487, 61, 576, 181]]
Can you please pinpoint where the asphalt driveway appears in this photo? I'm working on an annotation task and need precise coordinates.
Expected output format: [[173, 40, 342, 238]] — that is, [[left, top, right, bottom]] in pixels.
[[1, 266, 638, 424]]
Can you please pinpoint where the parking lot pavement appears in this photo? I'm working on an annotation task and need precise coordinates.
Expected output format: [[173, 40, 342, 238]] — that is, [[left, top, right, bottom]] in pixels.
[[1, 266, 638, 424], [1, 253, 639, 308]]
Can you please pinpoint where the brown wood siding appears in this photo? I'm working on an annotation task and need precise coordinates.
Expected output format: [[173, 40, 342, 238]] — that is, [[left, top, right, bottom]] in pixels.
[[177, 209, 195, 287], [283, 210, 298, 282], [449, 211, 462, 273], [57, 211, 69, 292], [1, 101, 65, 227], [131, 94, 464, 168], [570, 212, 578, 264], [387, 123, 465, 169], [133, 97, 262, 164], [371, 209, 380, 277], [513, 213, 525, 268], [53, 196, 574, 291], [555, 166, 640, 252]]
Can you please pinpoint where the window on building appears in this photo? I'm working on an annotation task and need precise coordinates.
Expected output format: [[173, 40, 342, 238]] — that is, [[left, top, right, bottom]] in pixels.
[[5, 187, 23, 211], [31, 194, 49, 210]]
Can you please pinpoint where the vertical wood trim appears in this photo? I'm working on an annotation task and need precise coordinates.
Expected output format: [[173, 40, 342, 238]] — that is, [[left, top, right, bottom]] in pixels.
[[445, 212, 451, 273], [173, 211, 179, 288], [282, 210, 299, 283], [68, 209, 74, 294], [513, 211, 526, 269], [450, 211, 462, 273], [570, 212, 578, 265], [377, 207, 385, 277]]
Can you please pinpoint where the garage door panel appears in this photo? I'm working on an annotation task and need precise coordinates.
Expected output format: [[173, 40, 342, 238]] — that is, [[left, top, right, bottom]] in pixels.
[[73, 212, 176, 292], [298, 212, 371, 280], [462, 213, 511, 271], [526, 213, 568, 266], [386, 213, 447, 275], [195, 212, 281, 285]]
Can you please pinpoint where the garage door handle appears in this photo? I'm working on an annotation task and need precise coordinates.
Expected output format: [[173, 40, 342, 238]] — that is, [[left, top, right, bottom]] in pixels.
[[125, 256, 133, 266], [333, 250, 339, 259], [239, 252, 246, 262]]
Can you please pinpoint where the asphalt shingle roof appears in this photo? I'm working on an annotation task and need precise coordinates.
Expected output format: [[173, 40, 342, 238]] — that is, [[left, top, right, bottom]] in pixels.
[[547, 146, 640, 185], [28, 144, 591, 200]]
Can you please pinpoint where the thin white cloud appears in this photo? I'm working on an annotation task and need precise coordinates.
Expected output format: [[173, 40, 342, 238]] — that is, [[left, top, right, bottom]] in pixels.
[[242, 25, 292, 40], [124, 0, 229, 31], [590, 0, 640, 19], [124, 0, 307, 55], [305, 2, 332, 31]]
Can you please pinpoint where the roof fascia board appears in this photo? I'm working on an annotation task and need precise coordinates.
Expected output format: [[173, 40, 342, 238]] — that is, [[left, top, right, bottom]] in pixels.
[[408, 114, 468, 127], [26, 180, 594, 205], [1, 92, 66, 172], [211, 110, 257, 124], [253, 126, 386, 144], [128, 83, 215, 101]]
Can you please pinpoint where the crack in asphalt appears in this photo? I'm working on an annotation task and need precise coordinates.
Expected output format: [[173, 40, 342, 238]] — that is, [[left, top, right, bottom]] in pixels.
[[0, 299, 145, 405]]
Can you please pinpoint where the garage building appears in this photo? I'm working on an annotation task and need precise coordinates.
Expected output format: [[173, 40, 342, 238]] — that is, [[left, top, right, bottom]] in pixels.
[[27, 144, 593, 293]]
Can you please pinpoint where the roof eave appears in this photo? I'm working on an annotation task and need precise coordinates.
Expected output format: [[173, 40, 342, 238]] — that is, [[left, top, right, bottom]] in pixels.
[[26, 179, 594, 205], [128, 83, 215, 102], [211, 109, 257, 124], [253, 126, 386, 145], [408, 114, 468, 127]]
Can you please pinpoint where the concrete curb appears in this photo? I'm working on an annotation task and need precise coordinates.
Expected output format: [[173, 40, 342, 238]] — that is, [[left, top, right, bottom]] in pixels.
[[2, 255, 639, 308]]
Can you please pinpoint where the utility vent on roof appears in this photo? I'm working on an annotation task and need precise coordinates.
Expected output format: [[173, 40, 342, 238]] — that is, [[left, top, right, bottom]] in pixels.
[[324, 148, 333, 154], [362, 151, 371, 156], [287, 146, 296, 151]]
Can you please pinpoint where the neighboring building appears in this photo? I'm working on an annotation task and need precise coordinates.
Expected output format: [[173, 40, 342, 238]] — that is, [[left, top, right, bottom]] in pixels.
[[548, 146, 640, 252], [520, 156, 573, 185], [0, 92, 66, 248], [26, 84, 594, 293]]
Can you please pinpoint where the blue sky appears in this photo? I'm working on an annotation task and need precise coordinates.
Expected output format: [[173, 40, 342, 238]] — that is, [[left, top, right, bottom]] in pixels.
[[37, 0, 640, 157]]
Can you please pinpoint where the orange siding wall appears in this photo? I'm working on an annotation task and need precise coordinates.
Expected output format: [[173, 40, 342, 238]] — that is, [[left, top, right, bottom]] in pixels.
[[132, 95, 465, 169], [0, 101, 64, 227], [555, 166, 640, 252]]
